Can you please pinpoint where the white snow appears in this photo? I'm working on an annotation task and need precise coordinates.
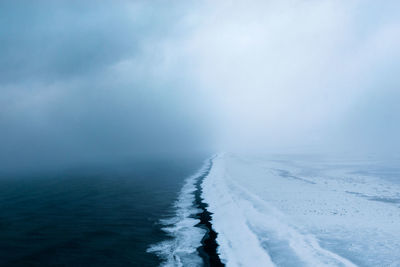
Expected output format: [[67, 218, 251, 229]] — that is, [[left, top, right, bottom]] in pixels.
[[202, 153, 400, 267]]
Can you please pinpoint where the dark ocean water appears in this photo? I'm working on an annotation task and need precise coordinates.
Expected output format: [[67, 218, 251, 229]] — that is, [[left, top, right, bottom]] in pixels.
[[0, 157, 205, 266]]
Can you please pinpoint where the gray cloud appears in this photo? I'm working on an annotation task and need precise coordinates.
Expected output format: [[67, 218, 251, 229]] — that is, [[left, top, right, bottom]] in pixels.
[[0, 0, 209, 173], [1, 0, 399, 173]]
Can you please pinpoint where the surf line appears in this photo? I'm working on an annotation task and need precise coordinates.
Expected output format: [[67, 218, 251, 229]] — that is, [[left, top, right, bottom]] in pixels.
[[193, 158, 224, 267]]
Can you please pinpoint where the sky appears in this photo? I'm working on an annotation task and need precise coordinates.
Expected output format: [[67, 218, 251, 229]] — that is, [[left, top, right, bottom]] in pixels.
[[1, 0, 399, 172]]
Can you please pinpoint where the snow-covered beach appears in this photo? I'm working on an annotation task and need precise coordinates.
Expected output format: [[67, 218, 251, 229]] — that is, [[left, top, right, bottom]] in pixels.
[[202, 153, 400, 266]]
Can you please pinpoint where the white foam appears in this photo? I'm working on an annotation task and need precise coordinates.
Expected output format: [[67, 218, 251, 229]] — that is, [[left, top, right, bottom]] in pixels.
[[147, 161, 209, 267], [202, 153, 400, 266]]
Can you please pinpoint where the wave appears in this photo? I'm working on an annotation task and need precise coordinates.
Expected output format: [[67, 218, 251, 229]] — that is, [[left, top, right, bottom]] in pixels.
[[147, 160, 211, 267]]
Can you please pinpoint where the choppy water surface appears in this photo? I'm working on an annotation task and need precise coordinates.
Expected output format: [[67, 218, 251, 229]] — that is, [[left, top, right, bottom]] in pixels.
[[0, 157, 204, 266]]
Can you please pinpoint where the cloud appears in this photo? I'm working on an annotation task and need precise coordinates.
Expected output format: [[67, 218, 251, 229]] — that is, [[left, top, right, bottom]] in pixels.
[[1, 0, 399, 172], [177, 0, 400, 153], [0, 0, 210, 172]]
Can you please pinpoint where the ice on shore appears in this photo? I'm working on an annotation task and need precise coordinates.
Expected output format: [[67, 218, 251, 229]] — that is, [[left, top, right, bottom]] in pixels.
[[202, 153, 400, 267]]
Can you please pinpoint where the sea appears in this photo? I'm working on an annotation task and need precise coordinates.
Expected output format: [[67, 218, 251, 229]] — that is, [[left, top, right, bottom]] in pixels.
[[0, 156, 207, 266], [2, 153, 398, 266]]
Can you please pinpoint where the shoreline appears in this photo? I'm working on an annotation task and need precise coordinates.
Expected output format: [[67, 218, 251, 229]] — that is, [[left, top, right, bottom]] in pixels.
[[194, 158, 224, 267], [146, 156, 224, 266]]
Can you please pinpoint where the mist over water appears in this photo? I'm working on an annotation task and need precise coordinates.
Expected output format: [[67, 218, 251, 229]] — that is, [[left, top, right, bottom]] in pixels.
[[1, 1, 400, 174], [1, 1, 400, 266], [0, 1, 210, 173], [1, 1, 400, 175]]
